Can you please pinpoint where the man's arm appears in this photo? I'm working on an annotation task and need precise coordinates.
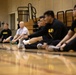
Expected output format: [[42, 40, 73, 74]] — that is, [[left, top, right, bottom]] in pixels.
[[14, 34, 25, 41], [0, 31, 3, 39], [28, 26, 47, 38], [9, 30, 12, 36], [11, 34, 19, 43], [66, 33, 76, 44], [56, 30, 74, 47], [13, 35, 19, 40]]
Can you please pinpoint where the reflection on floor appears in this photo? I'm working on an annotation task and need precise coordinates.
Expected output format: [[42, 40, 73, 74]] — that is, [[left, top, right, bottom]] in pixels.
[[0, 44, 76, 75]]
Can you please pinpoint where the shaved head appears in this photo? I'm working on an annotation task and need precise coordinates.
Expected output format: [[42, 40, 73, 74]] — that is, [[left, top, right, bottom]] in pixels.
[[19, 21, 25, 25], [19, 21, 25, 28]]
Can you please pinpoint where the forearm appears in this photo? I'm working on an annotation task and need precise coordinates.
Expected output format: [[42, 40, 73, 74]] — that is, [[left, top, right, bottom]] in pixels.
[[59, 30, 74, 44], [28, 31, 42, 38], [15, 34, 24, 41], [13, 35, 18, 40], [66, 33, 76, 43], [59, 34, 71, 44], [28, 27, 47, 38]]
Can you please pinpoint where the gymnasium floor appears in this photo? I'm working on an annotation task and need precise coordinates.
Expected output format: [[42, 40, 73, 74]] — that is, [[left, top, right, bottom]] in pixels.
[[0, 44, 76, 75]]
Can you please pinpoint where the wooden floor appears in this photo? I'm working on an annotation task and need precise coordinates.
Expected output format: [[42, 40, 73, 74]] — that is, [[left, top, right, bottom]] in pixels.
[[0, 43, 76, 75]]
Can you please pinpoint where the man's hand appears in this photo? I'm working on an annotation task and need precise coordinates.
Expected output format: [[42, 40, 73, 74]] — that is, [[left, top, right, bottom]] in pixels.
[[12, 39, 16, 43], [60, 43, 66, 51], [20, 35, 28, 40], [56, 43, 62, 47], [3, 39, 6, 43], [42, 43, 48, 49]]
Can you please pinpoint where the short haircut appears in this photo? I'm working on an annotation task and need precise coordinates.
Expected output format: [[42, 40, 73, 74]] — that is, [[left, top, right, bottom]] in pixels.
[[44, 10, 55, 18], [4, 23, 9, 26], [39, 16, 45, 19], [38, 16, 45, 21], [74, 5, 76, 9], [20, 21, 24, 24]]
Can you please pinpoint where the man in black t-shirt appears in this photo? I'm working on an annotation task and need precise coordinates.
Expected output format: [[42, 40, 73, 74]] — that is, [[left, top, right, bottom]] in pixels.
[[0, 23, 12, 43], [48, 5, 76, 52], [22, 11, 67, 49]]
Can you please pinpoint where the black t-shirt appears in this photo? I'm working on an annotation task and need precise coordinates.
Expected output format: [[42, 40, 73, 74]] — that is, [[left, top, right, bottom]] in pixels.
[[0, 29, 12, 40], [28, 19, 67, 40], [36, 26, 45, 32], [70, 19, 76, 32]]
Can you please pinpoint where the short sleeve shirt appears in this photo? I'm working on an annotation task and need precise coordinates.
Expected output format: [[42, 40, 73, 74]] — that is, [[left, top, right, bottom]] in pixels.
[[16, 27, 29, 35], [70, 20, 76, 33]]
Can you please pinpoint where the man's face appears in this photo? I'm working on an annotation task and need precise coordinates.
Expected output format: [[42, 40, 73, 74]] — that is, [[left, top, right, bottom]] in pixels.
[[3, 24, 8, 30], [19, 22, 24, 28], [44, 15, 52, 23], [38, 18, 45, 27], [73, 8, 76, 17]]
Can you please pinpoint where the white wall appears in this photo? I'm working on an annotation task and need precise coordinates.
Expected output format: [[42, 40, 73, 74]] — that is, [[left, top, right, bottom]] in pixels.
[[0, 0, 76, 29], [7, 0, 76, 16], [0, 0, 8, 23]]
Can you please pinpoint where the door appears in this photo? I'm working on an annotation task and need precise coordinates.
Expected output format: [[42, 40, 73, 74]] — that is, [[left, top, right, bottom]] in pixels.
[[10, 13, 15, 30]]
